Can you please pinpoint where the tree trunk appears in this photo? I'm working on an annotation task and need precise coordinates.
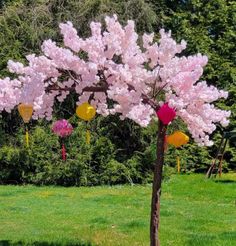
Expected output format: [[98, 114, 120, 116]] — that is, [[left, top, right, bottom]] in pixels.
[[150, 121, 167, 246]]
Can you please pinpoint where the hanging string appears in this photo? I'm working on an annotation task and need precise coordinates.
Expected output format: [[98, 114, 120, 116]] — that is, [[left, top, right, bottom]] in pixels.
[[177, 156, 180, 173], [62, 143, 66, 161], [86, 130, 91, 144], [25, 124, 29, 148]]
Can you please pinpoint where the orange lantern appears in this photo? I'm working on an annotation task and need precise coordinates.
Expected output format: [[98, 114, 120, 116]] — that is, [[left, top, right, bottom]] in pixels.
[[166, 131, 189, 173], [18, 103, 33, 147], [18, 104, 33, 123], [166, 131, 189, 148]]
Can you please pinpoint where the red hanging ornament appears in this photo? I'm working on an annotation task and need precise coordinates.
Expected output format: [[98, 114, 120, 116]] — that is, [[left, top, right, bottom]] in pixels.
[[62, 144, 66, 161], [156, 103, 176, 125]]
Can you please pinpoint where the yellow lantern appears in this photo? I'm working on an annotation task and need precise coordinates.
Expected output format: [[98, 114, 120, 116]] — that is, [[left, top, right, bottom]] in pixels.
[[166, 131, 189, 148], [18, 103, 33, 147], [76, 102, 96, 121], [166, 131, 189, 173], [18, 104, 33, 123], [76, 102, 96, 144]]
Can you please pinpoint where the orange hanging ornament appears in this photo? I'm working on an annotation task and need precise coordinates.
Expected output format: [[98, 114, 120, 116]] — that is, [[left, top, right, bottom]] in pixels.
[[166, 131, 189, 173], [166, 131, 189, 148], [18, 104, 33, 123]]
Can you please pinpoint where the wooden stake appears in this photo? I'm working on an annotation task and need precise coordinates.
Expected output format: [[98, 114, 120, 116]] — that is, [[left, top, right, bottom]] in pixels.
[[206, 136, 224, 178], [218, 139, 228, 177]]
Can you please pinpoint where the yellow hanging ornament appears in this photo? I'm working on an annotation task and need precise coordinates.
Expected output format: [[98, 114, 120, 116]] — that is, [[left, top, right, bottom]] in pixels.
[[76, 102, 96, 144], [76, 102, 96, 121], [18, 103, 33, 147]]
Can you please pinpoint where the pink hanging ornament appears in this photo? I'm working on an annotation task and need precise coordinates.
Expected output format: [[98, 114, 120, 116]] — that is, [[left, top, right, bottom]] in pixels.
[[156, 103, 176, 125], [52, 119, 73, 161], [52, 119, 73, 138]]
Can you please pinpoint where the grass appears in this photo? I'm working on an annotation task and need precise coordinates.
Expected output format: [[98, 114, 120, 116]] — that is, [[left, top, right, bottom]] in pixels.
[[0, 173, 235, 246]]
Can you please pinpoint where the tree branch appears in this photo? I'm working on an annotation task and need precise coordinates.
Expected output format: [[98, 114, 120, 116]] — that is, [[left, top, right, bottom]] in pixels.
[[45, 69, 160, 110]]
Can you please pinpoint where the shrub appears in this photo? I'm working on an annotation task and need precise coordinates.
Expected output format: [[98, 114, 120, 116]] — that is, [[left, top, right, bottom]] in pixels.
[[100, 159, 133, 185]]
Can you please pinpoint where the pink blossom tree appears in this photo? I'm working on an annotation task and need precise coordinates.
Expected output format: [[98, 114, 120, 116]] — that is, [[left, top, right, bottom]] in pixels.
[[0, 15, 230, 246]]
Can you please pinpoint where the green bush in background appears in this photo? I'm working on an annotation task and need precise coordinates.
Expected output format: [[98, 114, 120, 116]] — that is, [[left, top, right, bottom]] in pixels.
[[0, 115, 213, 186]]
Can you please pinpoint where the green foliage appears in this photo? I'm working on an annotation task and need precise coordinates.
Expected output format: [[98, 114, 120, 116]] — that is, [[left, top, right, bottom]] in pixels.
[[0, 0, 157, 77], [100, 159, 132, 185], [0, 120, 156, 185], [0, 146, 21, 183]]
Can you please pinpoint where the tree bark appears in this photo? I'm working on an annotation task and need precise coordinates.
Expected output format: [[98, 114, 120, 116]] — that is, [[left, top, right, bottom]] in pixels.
[[150, 121, 167, 246]]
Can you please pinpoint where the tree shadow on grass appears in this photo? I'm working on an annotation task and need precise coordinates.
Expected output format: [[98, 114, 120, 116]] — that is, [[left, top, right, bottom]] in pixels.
[[0, 241, 94, 246], [214, 179, 236, 184]]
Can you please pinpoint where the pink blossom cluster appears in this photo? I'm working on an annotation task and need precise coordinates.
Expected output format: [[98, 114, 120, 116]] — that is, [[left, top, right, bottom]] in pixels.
[[0, 15, 230, 145], [52, 119, 73, 138]]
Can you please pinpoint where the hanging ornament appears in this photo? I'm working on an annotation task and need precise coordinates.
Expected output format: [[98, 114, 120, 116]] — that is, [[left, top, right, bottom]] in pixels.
[[18, 103, 33, 147], [52, 119, 73, 161], [18, 104, 33, 123], [76, 102, 96, 121], [76, 102, 96, 144], [166, 131, 189, 148], [156, 103, 176, 125], [166, 131, 189, 173]]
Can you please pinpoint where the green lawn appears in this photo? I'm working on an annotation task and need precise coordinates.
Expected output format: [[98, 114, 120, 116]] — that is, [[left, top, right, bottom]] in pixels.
[[0, 174, 235, 246]]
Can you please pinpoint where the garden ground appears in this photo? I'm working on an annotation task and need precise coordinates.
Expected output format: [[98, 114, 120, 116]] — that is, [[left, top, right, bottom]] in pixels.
[[0, 173, 235, 246]]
